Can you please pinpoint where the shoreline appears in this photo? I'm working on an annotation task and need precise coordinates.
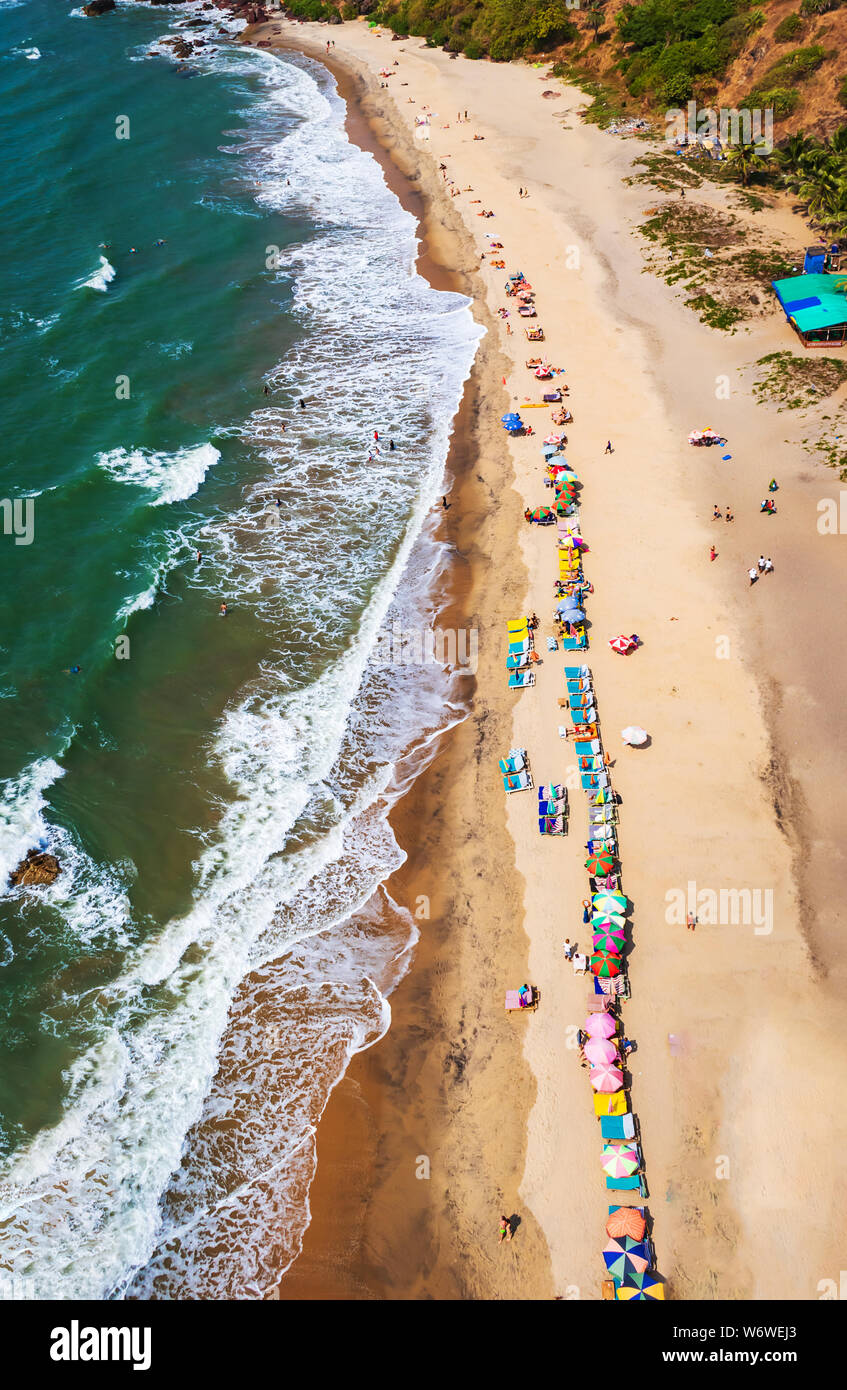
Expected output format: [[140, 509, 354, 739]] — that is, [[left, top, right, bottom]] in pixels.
[[258, 31, 554, 1300], [247, 20, 847, 1301]]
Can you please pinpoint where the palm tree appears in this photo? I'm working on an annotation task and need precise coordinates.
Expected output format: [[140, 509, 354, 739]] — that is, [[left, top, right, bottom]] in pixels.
[[726, 141, 771, 188], [585, 7, 604, 43]]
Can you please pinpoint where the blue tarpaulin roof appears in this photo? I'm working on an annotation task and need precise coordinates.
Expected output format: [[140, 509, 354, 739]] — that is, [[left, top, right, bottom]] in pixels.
[[772, 273, 847, 333]]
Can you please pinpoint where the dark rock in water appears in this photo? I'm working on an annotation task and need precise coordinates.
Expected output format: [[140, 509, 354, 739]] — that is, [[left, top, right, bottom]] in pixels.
[[83, 0, 116, 13], [9, 850, 61, 888]]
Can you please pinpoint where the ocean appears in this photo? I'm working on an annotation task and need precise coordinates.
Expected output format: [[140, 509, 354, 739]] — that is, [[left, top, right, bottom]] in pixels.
[[0, 0, 481, 1298]]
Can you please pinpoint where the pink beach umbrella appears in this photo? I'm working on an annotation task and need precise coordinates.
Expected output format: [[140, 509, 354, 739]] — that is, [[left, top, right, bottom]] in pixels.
[[590, 1062, 624, 1092], [601, 1145, 640, 1179], [609, 634, 636, 655], [584, 1036, 618, 1065], [584, 1011, 617, 1040]]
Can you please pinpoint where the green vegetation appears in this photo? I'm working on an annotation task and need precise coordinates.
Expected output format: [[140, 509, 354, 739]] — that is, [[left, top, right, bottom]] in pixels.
[[771, 127, 847, 236], [368, 0, 580, 59], [752, 350, 847, 410], [839, 74, 847, 108], [614, 0, 751, 106], [773, 13, 804, 41], [799, 0, 841, 14]]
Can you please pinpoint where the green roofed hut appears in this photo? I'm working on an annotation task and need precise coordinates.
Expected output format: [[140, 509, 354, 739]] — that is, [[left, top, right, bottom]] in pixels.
[[771, 272, 847, 348]]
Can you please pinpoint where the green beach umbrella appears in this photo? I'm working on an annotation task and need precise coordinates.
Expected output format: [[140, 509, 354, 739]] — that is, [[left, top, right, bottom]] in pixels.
[[528, 506, 554, 522], [589, 951, 621, 978], [554, 495, 573, 515], [585, 850, 615, 874]]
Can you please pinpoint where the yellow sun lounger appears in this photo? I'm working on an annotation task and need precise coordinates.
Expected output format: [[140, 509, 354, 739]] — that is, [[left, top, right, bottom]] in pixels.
[[507, 618, 529, 633], [593, 1090, 628, 1118]]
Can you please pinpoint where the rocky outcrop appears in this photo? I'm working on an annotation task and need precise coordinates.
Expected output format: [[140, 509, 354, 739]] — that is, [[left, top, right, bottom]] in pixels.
[[9, 851, 61, 888], [83, 0, 116, 13]]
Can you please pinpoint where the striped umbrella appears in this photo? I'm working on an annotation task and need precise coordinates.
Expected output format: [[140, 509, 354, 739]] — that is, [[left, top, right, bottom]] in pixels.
[[585, 850, 615, 874], [527, 507, 554, 522], [591, 790, 614, 805], [589, 951, 621, 978], [554, 495, 574, 515], [584, 1011, 616, 1039], [602, 1144, 639, 1178], [592, 931, 624, 955], [591, 910, 625, 926], [590, 1062, 623, 1092], [606, 1207, 646, 1241], [584, 1036, 618, 1065], [609, 634, 636, 654], [616, 1275, 665, 1300], [592, 892, 627, 913], [602, 1238, 652, 1278]]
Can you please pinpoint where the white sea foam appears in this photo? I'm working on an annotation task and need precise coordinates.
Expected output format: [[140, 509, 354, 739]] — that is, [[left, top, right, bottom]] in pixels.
[[77, 254, 116, 293], [97, 442, 221, 506], [0, 41, 481, 1301]]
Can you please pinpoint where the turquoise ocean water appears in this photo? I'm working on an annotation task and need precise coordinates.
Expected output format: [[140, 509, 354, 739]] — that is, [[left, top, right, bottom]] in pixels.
[[0, 0, 480, 1297]]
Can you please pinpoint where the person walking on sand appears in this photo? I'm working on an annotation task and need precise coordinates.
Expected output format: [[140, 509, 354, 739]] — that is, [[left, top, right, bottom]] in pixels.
[[748, 567, 758, 586], [442, 496, 450, 510], [764, 556, 774, 574], [710, 545, 717, 561], [686, 912, 696, 931], [713, 505, 722, 520], [582, 899, 591, 925], [605, 440, 613, 454], [725, 506, 734, 522], [758, 555, 766, 573], [563, 938, 575, 960], [219, 602, 227, 616], [498, 1215, 512, 1244]]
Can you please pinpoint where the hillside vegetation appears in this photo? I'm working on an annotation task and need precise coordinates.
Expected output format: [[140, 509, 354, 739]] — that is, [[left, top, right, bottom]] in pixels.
[[285, 0, 847, 139]]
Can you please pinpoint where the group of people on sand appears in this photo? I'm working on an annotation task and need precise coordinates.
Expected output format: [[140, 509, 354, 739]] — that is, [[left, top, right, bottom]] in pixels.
[[709, 481, 779, 577]]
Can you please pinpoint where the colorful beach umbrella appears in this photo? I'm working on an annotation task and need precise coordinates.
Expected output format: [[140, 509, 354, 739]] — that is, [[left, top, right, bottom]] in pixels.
[[590, 789, 614, 806], [616, 1275, 665, 1300], [621, 725, 649, 746], [589, 951, 621, 978], [554, 496, 574, 515], [609, 634, 636, 655], [592, 931, 624, 954], [584, 1036, 618, 1065], [590, 1062, 623, 1092], [585, 850, 615, 874], [602, 1238, 651, 1278], [592, 911, 623, 934], [584, 1011, 616, 1039], [593, 892, 627, 912], [606, 1208, 646, 1241], [527, 507, 553, 522], [602, 1143, 639, 1178]]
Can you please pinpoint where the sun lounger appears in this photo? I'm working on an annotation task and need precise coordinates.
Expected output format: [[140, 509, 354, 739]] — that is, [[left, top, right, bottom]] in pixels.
[[562, 631, 587, 651], [568, 693, 593, 710], [538, 816, 566, 834], [503, 770, 532, 792], [565, 666, 590, 679], [508, 670, 535, 689], [572, 953, 588, 975], [605, 1175, 647, 1197], [594, 1090, 627, 1117], [499, 753, 526, 773], [589, 808, 617, 825], [505, 985, 537, 1011], [506, 653, 531, 670], [574, 738, 600, 755], [566, 678, 592, 693], [600, 1114, 636, 1141], [508, 638, 532, 655], [566, 723, 599, 740], [507, 618, 529, 633]]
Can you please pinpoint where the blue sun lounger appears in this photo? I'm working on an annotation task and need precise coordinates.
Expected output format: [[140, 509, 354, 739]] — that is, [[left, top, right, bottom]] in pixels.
[[499, 754, 525, 774], [605, 1174, 647, 1197], [601, 1114, 636, 1142], [564, 665, 590, 679], [508, 670, 535, 688], [506, 653, 531, 670]]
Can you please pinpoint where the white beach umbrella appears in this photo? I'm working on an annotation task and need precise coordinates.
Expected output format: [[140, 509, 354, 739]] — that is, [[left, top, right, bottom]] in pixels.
[[621, 726, 648, 746]]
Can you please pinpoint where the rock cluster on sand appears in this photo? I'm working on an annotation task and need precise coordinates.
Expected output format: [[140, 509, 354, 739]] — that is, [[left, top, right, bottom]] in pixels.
[[83, 0, 116, 14], [9, 850, 61, 888]]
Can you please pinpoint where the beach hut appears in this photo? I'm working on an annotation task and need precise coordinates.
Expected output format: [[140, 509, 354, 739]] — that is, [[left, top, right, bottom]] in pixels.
[[771, 272, 847, 347]]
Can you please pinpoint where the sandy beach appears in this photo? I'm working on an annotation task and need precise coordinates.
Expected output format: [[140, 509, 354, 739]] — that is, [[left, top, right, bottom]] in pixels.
[[247, 19, 847, 1301]]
